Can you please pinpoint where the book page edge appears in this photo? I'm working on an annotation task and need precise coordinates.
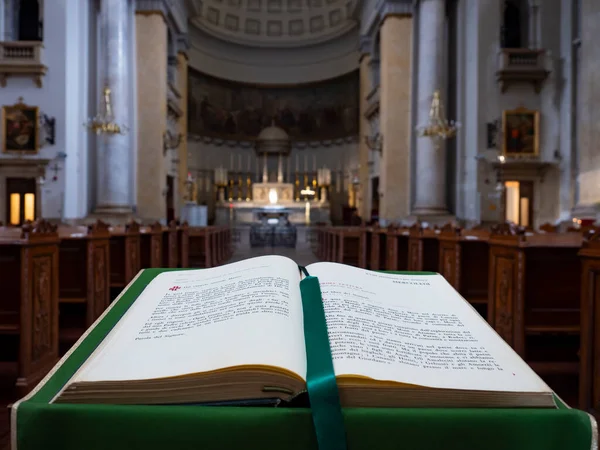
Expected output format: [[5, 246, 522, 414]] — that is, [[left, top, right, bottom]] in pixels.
[[10, 270, 147, 450]]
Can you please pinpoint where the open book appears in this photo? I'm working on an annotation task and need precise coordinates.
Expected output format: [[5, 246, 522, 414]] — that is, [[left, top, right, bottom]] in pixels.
[[53, 256, 555, 408]]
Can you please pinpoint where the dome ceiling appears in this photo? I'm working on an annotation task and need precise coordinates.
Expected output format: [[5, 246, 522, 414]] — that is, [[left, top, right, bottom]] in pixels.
[[189, 0, 359, 48]]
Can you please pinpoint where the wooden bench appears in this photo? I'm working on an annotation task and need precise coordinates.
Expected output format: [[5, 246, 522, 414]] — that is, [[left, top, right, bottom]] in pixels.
[[437, 224, 490, 317], [0, 220, 60, 394], [109, 221, 141, 293], [369, 226, 389, 270], [334, 227, 366, 267], [386, 225, 410, 271], [188, 227, 212, 268], [488, 223, 582, 379], [162, 221, 178, 268], [578, 229, 600, 415], [140, 222, 163, 269], [57, 221, 110, 345], [178, 222, 189, 268], [407, 224, 441, 272]]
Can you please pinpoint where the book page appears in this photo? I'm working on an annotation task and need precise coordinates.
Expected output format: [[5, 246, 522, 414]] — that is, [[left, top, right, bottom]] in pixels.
[[304, 262, 550, 393], [74, 255, 307, 383]]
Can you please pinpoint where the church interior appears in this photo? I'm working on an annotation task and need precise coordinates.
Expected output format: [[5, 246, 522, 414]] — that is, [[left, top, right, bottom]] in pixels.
[[0, 0, 599, 448]]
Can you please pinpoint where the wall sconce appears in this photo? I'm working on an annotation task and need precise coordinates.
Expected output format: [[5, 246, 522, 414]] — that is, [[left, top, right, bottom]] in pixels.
[[163, 131, 183, 154], [39, 114, 55, 145]]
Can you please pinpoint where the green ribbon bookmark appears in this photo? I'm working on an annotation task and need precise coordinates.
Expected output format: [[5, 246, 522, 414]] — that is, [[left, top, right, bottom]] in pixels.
[[299, 270, 347, 450]]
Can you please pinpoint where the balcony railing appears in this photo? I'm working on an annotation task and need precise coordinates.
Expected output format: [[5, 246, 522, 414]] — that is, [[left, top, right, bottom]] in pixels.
[[0, 41, 47, 87], [496, 48, 549, 93]]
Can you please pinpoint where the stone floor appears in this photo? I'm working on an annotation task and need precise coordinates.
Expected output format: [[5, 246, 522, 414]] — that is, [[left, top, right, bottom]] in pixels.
[[227, 226, 319, 267]]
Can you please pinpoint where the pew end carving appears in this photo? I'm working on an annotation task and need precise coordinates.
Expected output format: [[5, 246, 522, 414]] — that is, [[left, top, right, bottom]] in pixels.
[[0, 220, 60, 394], [488, 230, 582, 381]]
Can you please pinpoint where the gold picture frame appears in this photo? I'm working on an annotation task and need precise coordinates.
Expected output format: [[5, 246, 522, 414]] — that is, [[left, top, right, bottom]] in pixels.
[[2, 97, 40, 154], [502, 107, 539, 158]]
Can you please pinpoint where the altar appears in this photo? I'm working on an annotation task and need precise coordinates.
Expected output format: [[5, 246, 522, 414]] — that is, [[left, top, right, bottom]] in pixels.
[[213, 122, 332, 226]]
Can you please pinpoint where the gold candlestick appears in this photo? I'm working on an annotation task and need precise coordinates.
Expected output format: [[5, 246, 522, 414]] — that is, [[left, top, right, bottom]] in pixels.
[[295, 172, 300, 202], [246, 176, 252, 201], [237, 175, 243, 201], [228, 179, 233, 202]]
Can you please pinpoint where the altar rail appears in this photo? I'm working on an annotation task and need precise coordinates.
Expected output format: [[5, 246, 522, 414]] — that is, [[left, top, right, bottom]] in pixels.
[[313, 223, 591, 410]]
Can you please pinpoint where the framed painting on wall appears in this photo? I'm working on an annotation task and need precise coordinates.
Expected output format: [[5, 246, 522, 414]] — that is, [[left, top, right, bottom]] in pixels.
[[2, 98, 39, 154], [502, 107, 539, 157]]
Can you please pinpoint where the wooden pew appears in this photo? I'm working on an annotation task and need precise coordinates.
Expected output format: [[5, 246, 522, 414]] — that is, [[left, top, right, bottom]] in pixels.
[[162, 221, 178, 268], [386, 225, 410, 271], [334, 227, 366, 267], [140, 222, 163, 269], [109, 221, 141, 293], [369, 226, 388, 270], [578, 229, 600, 415], [0, 220, 60, 394], [188, 227, 212, 268], [57, 221, 110, 345], [178, 222, 189, 268], [437, 224, 490, 317], [407, 224, 441, 272], [488, 223, 582, 379]]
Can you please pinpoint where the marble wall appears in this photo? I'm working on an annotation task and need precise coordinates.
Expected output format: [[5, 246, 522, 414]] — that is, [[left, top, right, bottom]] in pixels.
[[576, 0, 600, 213], [455, 0, 574, 227], [0, 0, 93, 220]]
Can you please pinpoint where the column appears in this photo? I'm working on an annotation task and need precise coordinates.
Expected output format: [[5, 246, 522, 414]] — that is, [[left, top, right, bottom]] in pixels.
[[94, 0, 133, 215], [177, 50, 189, 217], [358, 40, 371, 221], [135, 10, 167, 221], [572, 0, 600, 220], [412, 0, 448, 216], [379, 11, 413, 222]]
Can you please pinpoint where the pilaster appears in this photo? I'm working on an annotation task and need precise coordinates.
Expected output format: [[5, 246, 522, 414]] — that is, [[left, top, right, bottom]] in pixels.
[[177, 51, 189, 213], [358, 54, 371, 220], [135, 11, 167, 221], [379, 13, 413, 222]]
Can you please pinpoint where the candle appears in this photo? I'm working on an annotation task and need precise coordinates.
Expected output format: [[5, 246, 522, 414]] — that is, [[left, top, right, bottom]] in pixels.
[[230, 154, 234, 171], [295, 154, 299, 172], [304, 154, 307, 173], [238, 154, 242, 171], [313, 155, 316, 171], [247, 154, 251, 172]]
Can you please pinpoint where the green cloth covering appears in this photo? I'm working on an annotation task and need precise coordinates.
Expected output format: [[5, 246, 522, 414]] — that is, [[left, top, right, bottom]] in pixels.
[[12, 268, 597, 450]]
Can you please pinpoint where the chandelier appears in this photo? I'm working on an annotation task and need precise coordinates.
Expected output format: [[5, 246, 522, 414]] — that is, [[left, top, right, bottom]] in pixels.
[[84, 86, 128, 135], [417, 90, 459, 144]]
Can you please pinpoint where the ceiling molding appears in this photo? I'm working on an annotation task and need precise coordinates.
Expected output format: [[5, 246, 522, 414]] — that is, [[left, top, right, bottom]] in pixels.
[[189, 0, 359, 48]]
